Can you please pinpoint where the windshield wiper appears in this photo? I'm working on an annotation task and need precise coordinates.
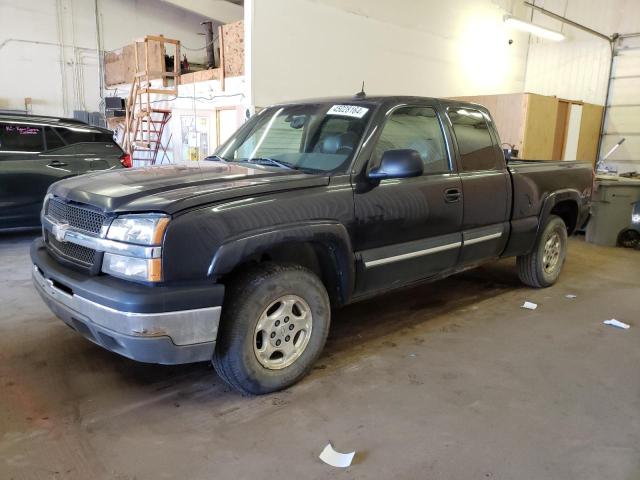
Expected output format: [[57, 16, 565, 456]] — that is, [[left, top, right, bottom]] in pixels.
[[205, 154, 228, 162], [239, 157, 298, 170]]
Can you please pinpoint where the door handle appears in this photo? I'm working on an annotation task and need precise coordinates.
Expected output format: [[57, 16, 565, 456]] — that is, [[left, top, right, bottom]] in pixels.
[[48, 160, 68, 167], [444, 188, 461, 202]]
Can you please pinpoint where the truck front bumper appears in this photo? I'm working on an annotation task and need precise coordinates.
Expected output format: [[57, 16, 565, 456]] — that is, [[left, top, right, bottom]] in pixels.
[[31, 238, 223, 365]]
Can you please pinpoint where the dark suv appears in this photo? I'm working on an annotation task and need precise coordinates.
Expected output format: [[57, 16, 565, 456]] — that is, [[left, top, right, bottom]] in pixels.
[[0, 114, 129, 230]]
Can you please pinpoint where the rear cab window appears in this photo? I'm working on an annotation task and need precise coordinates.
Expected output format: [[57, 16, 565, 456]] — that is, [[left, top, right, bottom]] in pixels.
[[447, 107, 502, 171]]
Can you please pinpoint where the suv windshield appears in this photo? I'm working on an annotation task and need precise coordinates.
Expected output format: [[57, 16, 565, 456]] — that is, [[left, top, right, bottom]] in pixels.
[[213, 103, 374, 173]]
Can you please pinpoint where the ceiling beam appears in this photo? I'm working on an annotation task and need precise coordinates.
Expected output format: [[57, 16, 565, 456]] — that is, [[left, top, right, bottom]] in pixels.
[[161, 0, 243, 23]]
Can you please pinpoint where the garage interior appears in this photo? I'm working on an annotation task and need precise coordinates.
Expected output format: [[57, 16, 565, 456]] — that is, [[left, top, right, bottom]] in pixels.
[[1, 0, 639, 479]]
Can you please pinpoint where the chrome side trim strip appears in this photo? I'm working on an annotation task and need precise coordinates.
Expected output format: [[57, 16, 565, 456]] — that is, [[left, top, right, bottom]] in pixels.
[[364, 241, 461, 268], [42, 215, 161, 259], [463, 231, 503, 246]]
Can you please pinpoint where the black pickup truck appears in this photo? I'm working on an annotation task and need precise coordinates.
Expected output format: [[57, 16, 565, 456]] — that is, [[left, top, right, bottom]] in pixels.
[[31, 96, 592, 394]]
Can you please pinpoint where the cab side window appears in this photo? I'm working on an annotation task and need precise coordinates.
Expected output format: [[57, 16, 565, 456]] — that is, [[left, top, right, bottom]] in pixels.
[[0, 123, 44, 153], [45, 127, 66, 151], [448, 108, 500, 171], [372, 106, 449, 174]]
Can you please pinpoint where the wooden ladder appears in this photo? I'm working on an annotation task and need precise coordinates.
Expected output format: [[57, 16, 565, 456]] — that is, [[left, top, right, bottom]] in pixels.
[[131, 108, 172, 165], [123, 35, 180, 165]]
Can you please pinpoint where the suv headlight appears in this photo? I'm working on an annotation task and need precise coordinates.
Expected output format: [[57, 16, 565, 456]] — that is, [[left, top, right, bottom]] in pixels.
[[106, 214, 169, 245], [102, 214, 169, 282]]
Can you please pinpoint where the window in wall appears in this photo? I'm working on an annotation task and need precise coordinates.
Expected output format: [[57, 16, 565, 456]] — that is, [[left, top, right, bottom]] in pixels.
[[372, 106, 449, 173], [448, 108, 499, 171], [44, 127, 66, 151], [181, 115, 210, 161], [0, 123, 44, 152]]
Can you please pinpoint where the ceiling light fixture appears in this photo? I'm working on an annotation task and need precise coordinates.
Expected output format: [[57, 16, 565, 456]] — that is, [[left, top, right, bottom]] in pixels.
[[504, 15, 565, 41]]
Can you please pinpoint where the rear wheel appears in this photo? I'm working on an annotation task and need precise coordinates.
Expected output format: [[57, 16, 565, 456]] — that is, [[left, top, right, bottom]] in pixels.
[[212, 263, 330, 395], [618, 229, 640, 249], [517, 215, 568, 288]]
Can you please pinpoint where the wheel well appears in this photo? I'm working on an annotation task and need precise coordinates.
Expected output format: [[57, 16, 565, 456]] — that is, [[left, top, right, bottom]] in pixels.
[[221, 241, 348, 307], [550, 200, 579, 234]]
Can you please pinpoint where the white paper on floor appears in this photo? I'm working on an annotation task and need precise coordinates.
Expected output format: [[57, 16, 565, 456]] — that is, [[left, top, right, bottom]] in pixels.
[[565, 294, 577, 299], [521, 301, 538, 310], [319, 443, 355, 468], [603, 319, 630, 330]]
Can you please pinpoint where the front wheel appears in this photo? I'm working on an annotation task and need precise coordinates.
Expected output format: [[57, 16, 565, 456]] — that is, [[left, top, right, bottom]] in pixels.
[[212, 263, 330, 395], [517, 215, 568, 288]]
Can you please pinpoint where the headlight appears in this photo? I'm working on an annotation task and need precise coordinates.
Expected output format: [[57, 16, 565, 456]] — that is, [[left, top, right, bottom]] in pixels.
[[102, 253, 162, 282], [106, 214, 169, 245], [102, 214, 169, 282]]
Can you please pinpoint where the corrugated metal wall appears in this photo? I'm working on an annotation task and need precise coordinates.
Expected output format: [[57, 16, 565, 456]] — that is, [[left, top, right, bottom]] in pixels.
[[601, 36, 640, 172], [522, 0, 640, 170]]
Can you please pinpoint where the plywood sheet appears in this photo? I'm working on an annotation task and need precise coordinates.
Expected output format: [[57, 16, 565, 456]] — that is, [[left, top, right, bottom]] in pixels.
[[107, 38, 165, 85], [105, 50, 125, 86], [222, 20, 244, 77], [180, 68, 221, 84], [552, 100, 570, 160], [576, 102, 604, 164], [521, 93, 559, 160]]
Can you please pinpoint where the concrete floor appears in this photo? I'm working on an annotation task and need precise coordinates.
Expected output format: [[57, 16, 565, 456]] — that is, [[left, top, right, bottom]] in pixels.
[[1, 234, 639, 480]]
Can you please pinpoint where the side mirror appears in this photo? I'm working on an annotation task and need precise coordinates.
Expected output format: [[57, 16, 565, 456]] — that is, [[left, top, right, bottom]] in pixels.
[[368, 149, 424, 181]]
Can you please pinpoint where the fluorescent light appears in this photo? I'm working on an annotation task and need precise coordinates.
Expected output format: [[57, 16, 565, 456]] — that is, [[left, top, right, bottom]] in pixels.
[[504, 15, 565, 41]]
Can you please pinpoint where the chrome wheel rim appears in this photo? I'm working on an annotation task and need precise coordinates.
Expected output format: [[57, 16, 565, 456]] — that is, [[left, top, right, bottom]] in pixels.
[[542, 232, 562, 274], [253, 295, 313, 370]]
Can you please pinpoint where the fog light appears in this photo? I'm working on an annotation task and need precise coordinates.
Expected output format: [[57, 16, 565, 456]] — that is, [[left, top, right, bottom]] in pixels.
[[102, 253, 162, 282]]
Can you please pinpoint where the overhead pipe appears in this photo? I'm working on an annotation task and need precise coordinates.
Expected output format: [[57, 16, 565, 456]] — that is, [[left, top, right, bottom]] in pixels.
[[523, 1, 612, 41]]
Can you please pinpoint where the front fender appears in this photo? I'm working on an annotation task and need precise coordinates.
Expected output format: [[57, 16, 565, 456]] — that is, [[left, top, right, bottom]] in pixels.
[[208, 221, 355, 303]]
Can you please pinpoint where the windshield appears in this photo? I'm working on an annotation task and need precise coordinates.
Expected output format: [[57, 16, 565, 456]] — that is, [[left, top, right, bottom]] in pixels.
[[213, 103, 373, 173]]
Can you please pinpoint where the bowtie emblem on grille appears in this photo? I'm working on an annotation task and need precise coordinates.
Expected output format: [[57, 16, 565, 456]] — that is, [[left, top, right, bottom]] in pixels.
[[52, 223, 70, 243]]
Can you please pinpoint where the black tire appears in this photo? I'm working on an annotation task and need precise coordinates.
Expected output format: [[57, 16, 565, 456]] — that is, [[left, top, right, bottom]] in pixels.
[[212, 262, 330, 395], [618, 229, 640, 249], [517, 215, 568, 288]]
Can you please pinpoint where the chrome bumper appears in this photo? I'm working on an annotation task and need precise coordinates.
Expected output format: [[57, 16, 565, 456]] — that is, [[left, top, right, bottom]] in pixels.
[[32, 265, 220, 364]]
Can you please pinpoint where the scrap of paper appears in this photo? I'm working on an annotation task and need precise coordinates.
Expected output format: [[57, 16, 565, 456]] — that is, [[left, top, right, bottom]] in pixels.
[[521, 301, 538, 310], [603, 319, 630, 330], [319, 443, 355, 468]]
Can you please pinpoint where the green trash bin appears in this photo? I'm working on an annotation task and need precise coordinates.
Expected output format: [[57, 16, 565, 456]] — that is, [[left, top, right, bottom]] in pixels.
[[586, 176, 640, 247]]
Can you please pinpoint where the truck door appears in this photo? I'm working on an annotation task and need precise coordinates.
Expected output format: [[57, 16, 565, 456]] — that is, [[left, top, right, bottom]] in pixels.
[[353, 104, 463, 294], [445, 106, 511, 264]]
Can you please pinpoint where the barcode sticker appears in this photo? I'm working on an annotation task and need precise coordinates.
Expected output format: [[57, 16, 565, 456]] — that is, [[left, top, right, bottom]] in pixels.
[[327, 105, 369, 118]]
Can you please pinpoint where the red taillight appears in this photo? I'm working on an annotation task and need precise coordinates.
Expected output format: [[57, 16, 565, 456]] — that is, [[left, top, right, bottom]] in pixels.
[[120, 152, 132, 168]]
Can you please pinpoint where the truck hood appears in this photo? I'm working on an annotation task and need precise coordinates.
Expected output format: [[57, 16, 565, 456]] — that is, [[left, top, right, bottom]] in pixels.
[[50, 161, 330, 214]]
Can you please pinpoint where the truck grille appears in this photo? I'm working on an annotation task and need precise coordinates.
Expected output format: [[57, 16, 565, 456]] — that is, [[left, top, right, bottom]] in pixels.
[[46, 233, 97, 267], [46, 198, 106, 234]]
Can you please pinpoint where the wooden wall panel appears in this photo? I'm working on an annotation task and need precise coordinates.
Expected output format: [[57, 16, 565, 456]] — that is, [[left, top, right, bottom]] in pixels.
[[521, 93, 558, 160], [576, 103, 604, 165], [222, 20, 244, 77], [552, 100, 570, 161], [104, 51, 125, 86], [105, 39, 165, 86]]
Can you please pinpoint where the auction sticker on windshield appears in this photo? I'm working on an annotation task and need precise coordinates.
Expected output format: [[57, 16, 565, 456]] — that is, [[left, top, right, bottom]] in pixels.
[[327, 105, 369, 118]]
